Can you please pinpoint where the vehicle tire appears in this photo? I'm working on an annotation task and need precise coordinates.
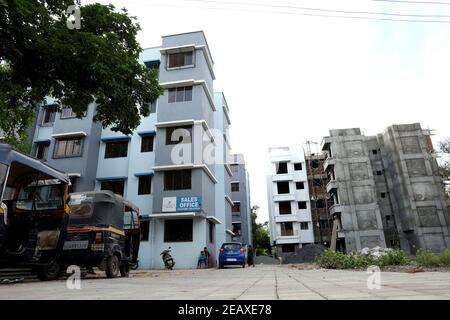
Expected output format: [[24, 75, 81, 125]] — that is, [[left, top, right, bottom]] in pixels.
[[120, 264, 130, 277], [242, 263, 245, 268], [219, 264, 223, 269], [105, 255, 120, 278], [37, 261, 61, 281]]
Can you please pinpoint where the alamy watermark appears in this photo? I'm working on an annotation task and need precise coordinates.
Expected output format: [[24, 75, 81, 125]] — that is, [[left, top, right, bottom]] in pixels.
[[66, 265, 81, 290], [366, 266, 381, 290], [66, 5, 81, 30]]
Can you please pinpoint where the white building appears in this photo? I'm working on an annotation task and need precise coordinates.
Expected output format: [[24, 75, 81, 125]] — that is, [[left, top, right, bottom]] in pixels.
[[266, 146, 314, 258]]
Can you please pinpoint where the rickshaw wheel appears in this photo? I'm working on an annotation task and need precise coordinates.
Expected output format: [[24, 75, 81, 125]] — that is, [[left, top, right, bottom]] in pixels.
[[105, 255, 120, 278], [120, 264, 130, 277], [37, 261, 61, 281]]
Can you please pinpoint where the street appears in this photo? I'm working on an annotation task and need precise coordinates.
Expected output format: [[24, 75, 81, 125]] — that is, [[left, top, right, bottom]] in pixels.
[[1, 265, 450, 300]]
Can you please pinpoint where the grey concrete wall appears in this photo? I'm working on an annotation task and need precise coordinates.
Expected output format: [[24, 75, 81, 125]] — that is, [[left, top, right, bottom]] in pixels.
[[379, 123, 450, 253], [323, 130, 387, 252]]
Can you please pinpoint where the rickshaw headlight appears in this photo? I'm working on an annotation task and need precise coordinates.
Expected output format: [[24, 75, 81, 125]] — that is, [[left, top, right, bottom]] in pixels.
[[95, 232, 103, 243]]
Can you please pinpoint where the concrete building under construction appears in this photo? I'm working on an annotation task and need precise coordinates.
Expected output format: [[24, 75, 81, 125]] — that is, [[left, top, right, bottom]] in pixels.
[[321, 123, 450, 254], [305, 152, 333, 246]]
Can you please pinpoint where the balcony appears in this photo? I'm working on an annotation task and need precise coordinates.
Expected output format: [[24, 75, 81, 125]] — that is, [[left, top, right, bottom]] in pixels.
[[275, 214, 300, 223], [272, 173, 294, 181], [326, 179, 339, 193], [323, 157, 336, 171], [273, 193, 296, 202], [276, 235, 300, 244], [329, 204, 342, 216]]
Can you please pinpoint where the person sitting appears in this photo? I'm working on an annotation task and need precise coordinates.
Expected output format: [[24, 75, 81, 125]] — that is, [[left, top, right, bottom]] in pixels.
[[197, 251, 207, 268]]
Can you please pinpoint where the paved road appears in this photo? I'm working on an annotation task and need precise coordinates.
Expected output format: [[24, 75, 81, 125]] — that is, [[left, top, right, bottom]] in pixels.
[[1, 265, 450, 300]]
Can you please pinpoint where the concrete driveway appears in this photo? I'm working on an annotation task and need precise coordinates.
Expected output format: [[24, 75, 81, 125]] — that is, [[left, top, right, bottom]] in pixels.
[[1, 265, 450, 300]]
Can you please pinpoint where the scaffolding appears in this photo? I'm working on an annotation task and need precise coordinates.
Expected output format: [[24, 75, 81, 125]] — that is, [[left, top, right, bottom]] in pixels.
[[303, 141, 333, 247]]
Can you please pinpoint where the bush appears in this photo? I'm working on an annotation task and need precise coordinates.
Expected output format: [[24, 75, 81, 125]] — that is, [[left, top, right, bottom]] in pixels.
[[315, 249, 348, 269], [415, 248, 441, 268], [377, 249, 410, 267], [439, 248, 450, 267], [316, 248, 410, 269]]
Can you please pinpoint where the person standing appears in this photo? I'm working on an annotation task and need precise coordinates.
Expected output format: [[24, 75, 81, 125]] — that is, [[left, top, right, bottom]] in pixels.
[[203, 247, 211, 268], [247, 244, 255, 267]]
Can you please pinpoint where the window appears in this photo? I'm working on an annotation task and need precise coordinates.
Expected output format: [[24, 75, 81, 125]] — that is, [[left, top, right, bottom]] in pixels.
[[41, 106, 57, 125], [168, 51, 194, 68], [316, 199, 326, 208], [294, 163, 302, 171], [381, 192, 386, 198], [372, 149, 378, 155], [165, 126, 192, 145], [281, 244, 295, 253], [231, 182, 239, 192], [276, 162, 288, 174], [280, 222, 294, 236], [232, 202, 241, 213], [277, 181, 290, 194], [105, 141, 128, 158], [311, 160, 320, 169], [232, 222, 241, 236], [60, 107, 77, 119], [296, 182, 304, 190], [209, 221, 215, 243], [230, 164, 239, 173], [164, 219, 193, 242], [278, 201, 291, 215], [168, 86, 193, 103], [386, 215, 391, 221], [376, 170, 383, 176], [140, 219, 150, 241], [35, 144, 49, 160], [150, 102, 156, 113], [164, 170, 191, 190], [298, 201, 307, 210], [300, 222, 309, 230], [141, 136, 154, 152], [138, 176, 152, 195], [101, 180, 125, 196], [54, 138, 83, 158]]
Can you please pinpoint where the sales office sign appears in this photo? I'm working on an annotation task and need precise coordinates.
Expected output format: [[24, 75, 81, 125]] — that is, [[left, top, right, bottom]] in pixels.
[[162, 196, 202, 212]]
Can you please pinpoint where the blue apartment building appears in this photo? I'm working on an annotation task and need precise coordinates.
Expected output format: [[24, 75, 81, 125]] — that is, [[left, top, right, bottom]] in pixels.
[[25, 31, 252, 269]]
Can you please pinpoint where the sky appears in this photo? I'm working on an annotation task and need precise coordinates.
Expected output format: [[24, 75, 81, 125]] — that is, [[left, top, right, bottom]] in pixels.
[[85, 0, 450, 223]]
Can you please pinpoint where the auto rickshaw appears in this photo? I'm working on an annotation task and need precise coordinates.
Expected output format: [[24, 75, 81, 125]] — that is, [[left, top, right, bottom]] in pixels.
[[61, 191, 140, 278], [0, 143, 71, 280]]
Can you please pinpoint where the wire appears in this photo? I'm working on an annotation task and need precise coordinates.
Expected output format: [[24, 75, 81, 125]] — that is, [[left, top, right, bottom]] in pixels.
[[373, 0, 450, 5], [104, 0, 450, 23], [186, 0, 450, 17]]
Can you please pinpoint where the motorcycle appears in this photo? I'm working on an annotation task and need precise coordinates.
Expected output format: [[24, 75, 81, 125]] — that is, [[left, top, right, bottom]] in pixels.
[[160, 247, 175, 270]]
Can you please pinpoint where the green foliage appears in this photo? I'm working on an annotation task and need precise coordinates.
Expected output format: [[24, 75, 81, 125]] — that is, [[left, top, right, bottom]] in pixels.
[[0, 0, 163, 146], [250, 206, 272, 255], [377, 249, 410, 267], [415, 249, 441, 268], [315, 249, 349, 269], [316, 249, 410, 269], [439, 248, 450, 266]]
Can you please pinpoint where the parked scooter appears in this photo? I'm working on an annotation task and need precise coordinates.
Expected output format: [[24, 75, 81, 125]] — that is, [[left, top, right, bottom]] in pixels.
[[160, 247, 175, 270]]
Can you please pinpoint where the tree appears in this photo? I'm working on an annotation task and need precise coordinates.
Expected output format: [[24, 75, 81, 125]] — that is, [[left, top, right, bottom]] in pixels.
[[251, 205, 272, 255], [438, 138, 450, 178], [0, 0, 163, 151]]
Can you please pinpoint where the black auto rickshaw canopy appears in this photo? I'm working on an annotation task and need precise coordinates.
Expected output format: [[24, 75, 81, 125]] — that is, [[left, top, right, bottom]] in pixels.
[[0, 143, 70, 198], [68, 191, 128, 230]]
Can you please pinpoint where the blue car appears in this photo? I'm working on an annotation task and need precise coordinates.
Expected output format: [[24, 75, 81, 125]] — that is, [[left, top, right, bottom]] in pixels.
[[218, 242, 246, 268]]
